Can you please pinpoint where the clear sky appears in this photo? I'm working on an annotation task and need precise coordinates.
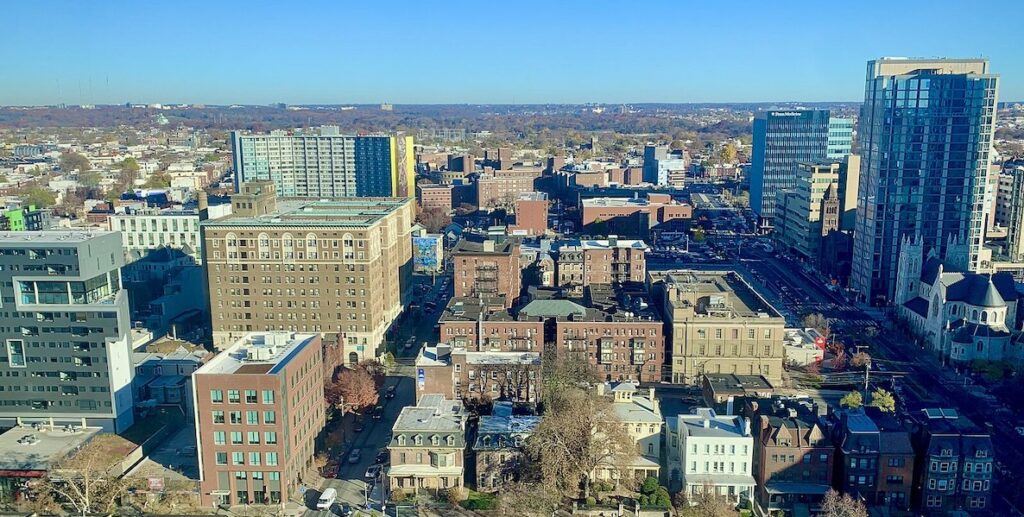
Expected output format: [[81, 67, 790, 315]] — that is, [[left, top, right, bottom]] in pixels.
[[2, 0, 1020, 105]]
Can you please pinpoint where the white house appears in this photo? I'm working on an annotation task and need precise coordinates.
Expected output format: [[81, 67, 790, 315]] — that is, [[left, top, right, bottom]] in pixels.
[[667, 408, 754, 504]]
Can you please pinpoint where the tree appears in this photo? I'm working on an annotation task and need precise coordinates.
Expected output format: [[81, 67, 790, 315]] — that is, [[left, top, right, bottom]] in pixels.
[[143, 172, 171, 188], [418, 206, 452, 233], [32, 434, 133, 516], [117, 157, 140, 190], [498, 482, 562, 516], [541, 352, 599, 402], [869, 387, 896, 413], [325, 367, 379, 412], [820, 489, 868, 517], [850, 352, 871, 369], [78, 170, 102, 187], [454, 203, 477, 217], [839, 391, 863, 410], [19, 186, 56, 208], [527, 387, 633, 499], [59, 151, 91, 173], [802, 313, 830, 336], [718, 143, 737, 164], [677, 482, 735, 517]]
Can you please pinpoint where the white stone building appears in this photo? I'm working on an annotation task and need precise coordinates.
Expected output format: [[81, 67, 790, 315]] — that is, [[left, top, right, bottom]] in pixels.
[[895, 235, 1023, 367], [667, 408, 754, 504], [594, 382, 662, 482]]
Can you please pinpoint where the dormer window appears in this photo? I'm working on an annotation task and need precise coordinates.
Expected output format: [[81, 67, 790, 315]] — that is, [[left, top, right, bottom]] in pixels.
[[432, 435, 440, 446], [483, 435, 491, 447], [398, 435, 406, 446], [976, 450, 988, 458], [447, 436, 455, 446], [414, 435, 423, 446]]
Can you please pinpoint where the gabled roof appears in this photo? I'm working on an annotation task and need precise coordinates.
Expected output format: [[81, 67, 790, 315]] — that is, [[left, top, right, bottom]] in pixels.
[[520, 299, 587, 318], [903, 297, 929, 318], [950, 320, 1010, 343], [944, 273, 1017, 306]]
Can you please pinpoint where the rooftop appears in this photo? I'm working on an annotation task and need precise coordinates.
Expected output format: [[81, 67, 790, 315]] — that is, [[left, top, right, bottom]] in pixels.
[[393, 395, 466, 433], [704, 373, 774, 394], [0, 425, 102, 471], [0, 230, 111, 244], [195, 332, 317, 376], [206, 197, 410, 227], [652, 269, 783, 319], [679, 408, 751, 439]]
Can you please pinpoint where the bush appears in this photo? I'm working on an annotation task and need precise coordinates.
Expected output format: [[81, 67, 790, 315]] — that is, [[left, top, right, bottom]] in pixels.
[[585, 496, 597, 506], [391, 491, 408, 503], [640, 476, 660, 496]]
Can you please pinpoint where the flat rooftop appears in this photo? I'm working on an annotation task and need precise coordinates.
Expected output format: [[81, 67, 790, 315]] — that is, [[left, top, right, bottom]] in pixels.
[[0, 230, 111, 244], [678, 408, 749, 439], [208, 197, 410, 227], [0, 425, 102, 471], [652, 269, 783, 319], [703, 373, 774, 394], [452, 235, 518, 254], [195, 332, 317, 376], [393, 394, 465, 433]]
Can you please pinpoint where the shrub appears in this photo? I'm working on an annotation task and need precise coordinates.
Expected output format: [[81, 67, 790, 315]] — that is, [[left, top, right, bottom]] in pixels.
[[585, 496, 597, 506]]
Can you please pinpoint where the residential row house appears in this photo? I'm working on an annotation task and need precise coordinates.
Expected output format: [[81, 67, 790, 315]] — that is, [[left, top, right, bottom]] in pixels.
[[387, 395, 467, 496], [830, 408, 915, 511], [554, 236, 648, 296], [666, 408, 755, 504], [909, 408, 994, 514], [451, 232, 522, 309], [472, 401, 540, 492]]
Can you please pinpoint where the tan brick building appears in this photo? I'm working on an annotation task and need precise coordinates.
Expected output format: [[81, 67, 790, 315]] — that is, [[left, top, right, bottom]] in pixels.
[[649, 270, 785, 384], [451, 234, 521, 308], [202, 182, 413, 362], [387, 394, 467, 495], [508, 192, 548, 236], [475, 168, 541, 209], [193, 332, 325, 507]]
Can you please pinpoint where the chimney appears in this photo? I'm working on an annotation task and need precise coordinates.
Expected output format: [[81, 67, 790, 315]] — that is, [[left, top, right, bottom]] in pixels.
[[703, 418, 711, 429], [596, 383, 606, 397], [483, 240, 495, 252], [743, 417, 751, 437], [198, 191, 209, 221]]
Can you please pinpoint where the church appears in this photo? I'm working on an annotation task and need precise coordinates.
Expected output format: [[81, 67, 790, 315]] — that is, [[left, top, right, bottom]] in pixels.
[[895, 235, 1024, 368]]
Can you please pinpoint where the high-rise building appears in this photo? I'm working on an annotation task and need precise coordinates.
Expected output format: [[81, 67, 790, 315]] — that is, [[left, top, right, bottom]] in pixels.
[[750, 111, 851, 230], [193, 332, 325, 507], [850, 58, 998, 304], [774, 156, 860, 261], [231, 127, 415, 198], [201, 182, 413, 360], [0, 231, 134, 432], [1005, 167, 1024, 261], [642, 144, 688, 186]]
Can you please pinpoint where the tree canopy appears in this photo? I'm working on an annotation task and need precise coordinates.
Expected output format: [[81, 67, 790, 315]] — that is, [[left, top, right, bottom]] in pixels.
[[839, 391, 863, 410], [59, 151, 91, 173]]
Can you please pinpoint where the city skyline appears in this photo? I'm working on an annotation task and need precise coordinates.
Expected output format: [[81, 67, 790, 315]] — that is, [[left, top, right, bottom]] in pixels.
[[2, 0, 1023, 105]]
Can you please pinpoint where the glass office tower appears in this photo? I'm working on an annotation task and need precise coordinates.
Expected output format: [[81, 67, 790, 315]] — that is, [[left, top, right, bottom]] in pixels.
[[850, 58, 998, 304], [751, 110, 848, 231]]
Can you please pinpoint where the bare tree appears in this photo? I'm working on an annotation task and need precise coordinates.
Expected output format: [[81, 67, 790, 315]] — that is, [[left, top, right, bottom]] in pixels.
[[498, 481, 562, 516], [820, 489, 868, 517], [527, 387, 633, 499], [32, 434, 134, 516], [477, 361, 539, 402], [802, 312, 830, 336], [850, 352, 871, 369], [675, 482, 735, 517]]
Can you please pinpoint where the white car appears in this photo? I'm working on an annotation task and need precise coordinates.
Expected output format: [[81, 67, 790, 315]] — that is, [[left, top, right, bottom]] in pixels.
[[365, 464, 382, 479], [316, 488, 337, 510]]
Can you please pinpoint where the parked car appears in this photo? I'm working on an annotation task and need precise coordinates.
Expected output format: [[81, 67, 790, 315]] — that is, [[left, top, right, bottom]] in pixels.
[[347, 449, 361, 464], [365, 464, 382, 479], [385, 385, 396, 399], [372, 406, 384, 420], [316, 488, 337, 510], [376, 449, 389, 464]]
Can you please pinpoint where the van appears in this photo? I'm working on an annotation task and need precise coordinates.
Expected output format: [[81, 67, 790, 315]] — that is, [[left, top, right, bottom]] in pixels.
[[316, 488, 337, 510]]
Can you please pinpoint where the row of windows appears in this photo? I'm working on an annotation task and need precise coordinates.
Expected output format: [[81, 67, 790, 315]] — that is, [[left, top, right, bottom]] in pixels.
[[211, 410, 276, 425], [214, 451, 279, 466], [210, 389, 275, 405], [212, 431, 278, 445]]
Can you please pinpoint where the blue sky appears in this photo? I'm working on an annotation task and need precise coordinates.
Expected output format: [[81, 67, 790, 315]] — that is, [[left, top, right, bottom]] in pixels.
[[2, 0, 1020, 105]]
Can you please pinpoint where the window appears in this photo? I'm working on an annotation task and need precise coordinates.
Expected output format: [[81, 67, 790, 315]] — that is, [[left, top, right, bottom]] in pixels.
[[247, 411, 258, 425], [265, 431, 277, 444], [248, 431, 260, 444], [5, 339, 26, 368], [211, 389, 223, 403], [231, 432, 242, 445], [245, 390, 258, 403], [249, 452, 261, 465], [216, 452, 228, 465], [888, 457, 905, 467], [213, 431, 226, 445], [232, 452, 244, 465], [266, 452, 278, 466], [264, 411, 276, 424], [262, 390, 275, 404], [213, 410, 225, 424], [228, 390, 240, 403], [230, 411, 242, 424]]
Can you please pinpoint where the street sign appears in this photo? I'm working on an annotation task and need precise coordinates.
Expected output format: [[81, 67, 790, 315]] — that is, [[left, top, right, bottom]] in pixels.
[[147, 477, 164, 491]]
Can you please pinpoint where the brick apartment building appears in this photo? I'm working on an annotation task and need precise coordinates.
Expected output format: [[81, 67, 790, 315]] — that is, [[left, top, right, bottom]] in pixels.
[[417, 184, 454, 213], [753, 405, 834, 514], [555, 236, 647, 295], [475, 168, 541, 209], [508, 192, 549, 236], [581, 193, 692, 233], [831, 408, 915, 510], [910, 408, 993, 513], [193, 332, 325, 507], [202, 181, 413, 361], [451, 233, 521, 308]]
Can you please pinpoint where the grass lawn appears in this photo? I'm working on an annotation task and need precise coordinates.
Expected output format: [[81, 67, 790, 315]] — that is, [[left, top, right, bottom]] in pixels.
[[460, 489, 498, 510]]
